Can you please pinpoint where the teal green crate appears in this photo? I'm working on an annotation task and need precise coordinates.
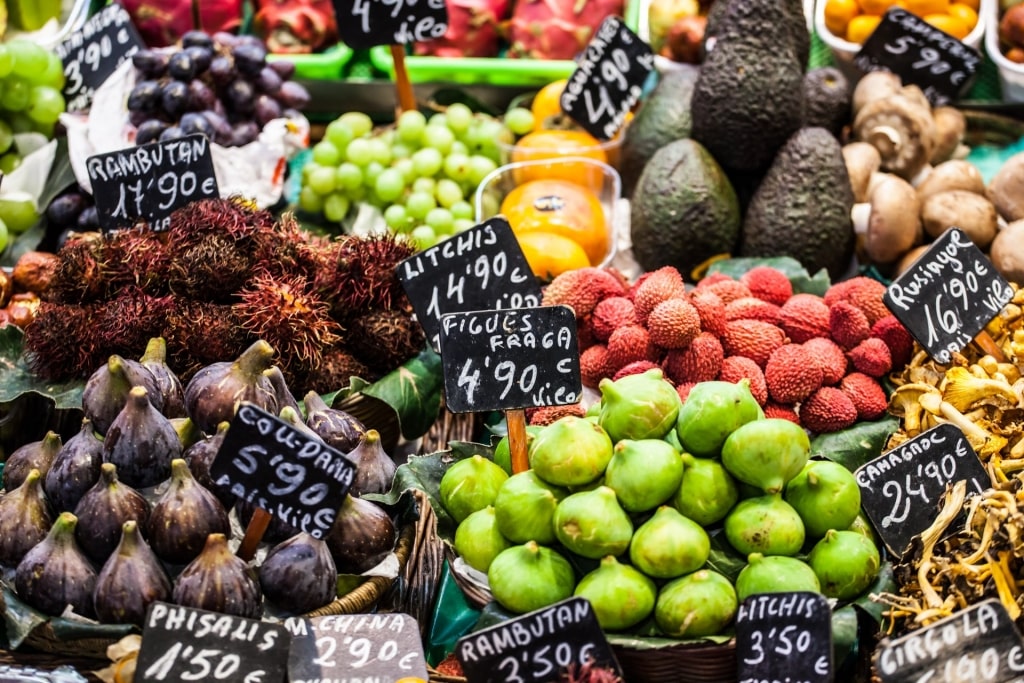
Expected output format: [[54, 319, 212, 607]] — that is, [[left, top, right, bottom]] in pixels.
[[268, 43, 354, 80]]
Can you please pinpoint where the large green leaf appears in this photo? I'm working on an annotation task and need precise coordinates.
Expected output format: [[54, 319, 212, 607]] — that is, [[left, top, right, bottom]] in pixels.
[[707, 256, 831, 296], [811, 416, 900, 472], [853, 560, 897, 625], [345, 346, 444, 441], [0, 325, 85, 410]]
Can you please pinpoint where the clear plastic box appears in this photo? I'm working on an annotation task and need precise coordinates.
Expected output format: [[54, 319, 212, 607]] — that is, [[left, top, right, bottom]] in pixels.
[[983, 0, 1024, 101]]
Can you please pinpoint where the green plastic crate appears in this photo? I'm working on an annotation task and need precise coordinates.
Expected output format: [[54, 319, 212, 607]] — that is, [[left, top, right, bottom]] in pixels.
[[267, 43, 354, 80]]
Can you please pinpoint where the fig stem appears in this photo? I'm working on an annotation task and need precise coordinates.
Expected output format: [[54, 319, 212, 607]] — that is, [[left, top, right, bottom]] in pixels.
[[237, 507, 272, 561], [507, 409, 529, 474]]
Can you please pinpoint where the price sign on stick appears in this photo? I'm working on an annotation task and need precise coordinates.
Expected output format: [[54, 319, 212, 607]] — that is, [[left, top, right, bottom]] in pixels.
[[853, 7, 981, 105], [333, 0, 449, 48], [286, 613, 429, 683], [56, 3, 144, 112], [875, 599, 1024, 682], [456, 597, 622, 683], [135, 602, 289, 683], [855, 423, 988, 557], [884, 227, 1014, 364], [736, 592, 833, 683], [87, 133, 219, 234], [560, 16, 655, 141]]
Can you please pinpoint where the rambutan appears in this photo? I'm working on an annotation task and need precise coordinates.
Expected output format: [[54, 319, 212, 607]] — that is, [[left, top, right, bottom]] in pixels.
[[165, 299, 255, 379], [316, 233, 419, 316], [765, 343, 824, 404], [825, 276, 889, 325], [23, 302, 106, 379], [703, 278, 753, 304], [647, 298, 702, 349], [591, 297, 638, 342], [724, 297, 781, 325], [800, 387, 858, 433], [676, 381, 697, 403], [345, 308, 426, 375], [763, 401, 800, 424], [662, 332, 723, 384], [632, 266, 687, 322], [101, 228, 172, 296], [606, 324, 659, 372], [301, 344, 377, 395], [802, 337, 848, 385], [613, 360, 663, 381], [165, 231, 255, 302], [542, 267, 625, 320], [840, 372, 888, 420], [871, 316, 915, 369], [47, 235, 106, 304], [580, 344, 612, 388], [253, 212, 330, 280], [688, 289, 727, 338], [527, 403, 586, 426], [740, 266, 793, 306], [778, 293, 830, 343], [166, 196, 275, 242], [829, 300, 871, 350], [721, 320, 787, 367], [719, 355, 768, 405], [847, 337, 892, 378], [95, 287, 174, 358]]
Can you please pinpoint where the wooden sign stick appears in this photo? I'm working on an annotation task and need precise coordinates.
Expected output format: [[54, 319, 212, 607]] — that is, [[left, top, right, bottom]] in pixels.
[[390, 45, 417, 114], [975, 330, 1007, 363], [507, 408, 529, 474], [237, 508, 272, 562]]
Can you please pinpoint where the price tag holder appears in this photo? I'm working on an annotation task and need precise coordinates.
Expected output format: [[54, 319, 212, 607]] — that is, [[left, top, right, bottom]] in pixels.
[[333, 0, 449, 49], [853, 7, 981, 105], [736, 592, 833, 683], [560, 16, 655, 141], [87, 133, 219, 234], [455, 597, 622, 683], [884, 227, 1014, 364], [55, 3, 144, 112], [211, 403, 357, 539], [397, 217, 543, 351], [135, 602, 289, 683], [875, 599, 1024, 682], [855, 423, 988, 557], [439, 305, 582, 413], [285, 613, 428, 683]]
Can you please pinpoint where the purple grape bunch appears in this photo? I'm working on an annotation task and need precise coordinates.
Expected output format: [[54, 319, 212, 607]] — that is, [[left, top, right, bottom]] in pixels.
[[127, 31, 311, 148]]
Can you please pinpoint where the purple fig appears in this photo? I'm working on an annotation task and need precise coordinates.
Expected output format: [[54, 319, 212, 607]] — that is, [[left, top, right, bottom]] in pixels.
[[3, 431, 62, 491], [259, 532, 337, 613], [304, 391, 365, 453], [184, 339, 278, 435], [15, 512, 98, 618], [82, 354, 164, 435], [45, 419, 103, 512], [0, 469, 53, 566], [346, 429, 397, 497], [103, 386, 182, 488], [324, 495, 396, 574], [74, 463, 151, 565], [173, 533, 262, 618], [93, 520, 172, 625], [140, 337, 186, 419], [147, 459, 230, 565]]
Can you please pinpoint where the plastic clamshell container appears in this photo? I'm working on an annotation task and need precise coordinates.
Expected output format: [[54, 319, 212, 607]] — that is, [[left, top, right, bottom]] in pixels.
[[814, 0, 986, 82], [267, 43, 354, 80], [473, 156, 621, 269], [983, 0, 1024, 101]]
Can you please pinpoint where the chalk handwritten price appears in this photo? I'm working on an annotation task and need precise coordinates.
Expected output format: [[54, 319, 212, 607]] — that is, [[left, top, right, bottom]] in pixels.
[[57, 3, 144, 112], [143, 643, 266, 682], [335, 0, 448, 48]]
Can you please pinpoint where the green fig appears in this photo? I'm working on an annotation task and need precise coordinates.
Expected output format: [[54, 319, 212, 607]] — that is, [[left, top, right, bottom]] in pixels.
[[529, 416, 613, 487], [784, 460, 861, 539], [604, 439, 684, 512], [721, 418, 810, 493], [439, 455, 509, 523], [493, 470, 567, 545], [808, 530, 880, 600], [735, 554, 820, 602], [585, 400, 602, 418], [630, 506, 710, 579], [846, 511, 879, 545], [655, 569, 737, 638], [663, 428, 684, 452], [454, 506, 511, 574], [672, 454, 739, 526], [554, 486, 633, 559], [493, 426, 542, 475], [488, 541, 576, 614], [675, 380, 761, 458], [575, 556, 657, 631], [724, 494, 805, 556], [598, 369, 681, 442]]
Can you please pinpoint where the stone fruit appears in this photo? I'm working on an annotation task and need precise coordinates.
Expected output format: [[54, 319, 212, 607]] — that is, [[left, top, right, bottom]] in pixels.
[[675, 380, 761, 457], [672, 453, 739, 525], [493, 470, 567, 545], [103, 386, 182, 489], [93, 520, 172, 625], [487, 541, 576, 614], [439, 455, 509, 524], [183, 339, 279, 435], [575, 555, 657, 631], [530, 416, 613, 487], [655, 569, 737, 638], [0, 469, 52, 566], [147, 459, 230, 565], [3, 431, 61, 491], [454, 506, 510, 573], [346, 429, 398, 497], [553, 486, 633, 559], [630, 506, 710, 579], [784, 460, 861, 539], [44, 419, 103, 513], [325, 495, 397, 573], [721, 418, 810, 494], [724, 494, 805, 556], [303, 390, 366, 453], [15, 512, 97, 618], [598, 369, 681, 442], [259, 532, 338, 614], [735, 553, 820, 602], [604, 439, 684, 512], [82, 354, 163, 435], [173, 533, 263, 619], [74, 463, 151, 565], [808, 530, 880, 600]]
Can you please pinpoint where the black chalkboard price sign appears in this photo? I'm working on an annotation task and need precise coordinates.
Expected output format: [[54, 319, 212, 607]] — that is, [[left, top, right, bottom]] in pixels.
[[333, 0, 449, 49], [884, 227, 1014, 364], [87, 133, 219, 233], [855, 423, 988, 556], [211, 403, 357, 539], [456, 597, 622, 683], [560, 16, 655, 141], [736, 591, 833, 683], [397, 217, 543, 351], [875, 598, 1024, 682], [439, 305, 582, 413], [853, 7, 981, 105], [285, 613, 429, 683], [0, 664, 88, 682], [55, 3, 145, 112], [135, 602, 289, 683]]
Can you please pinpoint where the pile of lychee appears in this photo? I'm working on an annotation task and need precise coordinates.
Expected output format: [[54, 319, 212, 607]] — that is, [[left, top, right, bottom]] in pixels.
[[540, 265, 912, 434]]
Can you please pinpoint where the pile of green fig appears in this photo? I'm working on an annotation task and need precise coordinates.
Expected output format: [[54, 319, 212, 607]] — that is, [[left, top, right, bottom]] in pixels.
[[0, 338, 402, 626], [439, 369, 882, 638]]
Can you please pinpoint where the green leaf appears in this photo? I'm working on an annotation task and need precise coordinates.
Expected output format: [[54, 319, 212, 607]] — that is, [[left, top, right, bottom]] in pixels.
[[707, 256, 831, 296], [831, 605, 860, 674], [706, 530, 748, 583], [0, 325, 84, 410], [852, 560, 896, 625], [1, 584, 47, 649], [811, 416, 900, 472], [355, 346, 444, 440]]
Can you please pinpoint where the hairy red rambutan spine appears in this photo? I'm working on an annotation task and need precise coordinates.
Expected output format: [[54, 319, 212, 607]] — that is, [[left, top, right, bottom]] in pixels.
[[24, 302, 107, 379]]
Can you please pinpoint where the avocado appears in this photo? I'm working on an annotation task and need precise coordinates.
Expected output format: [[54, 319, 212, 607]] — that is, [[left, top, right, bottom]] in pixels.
[[704, 0, 810, 69], [803, 66, 852, 138], [740, 127, 855, 280], [630, 138, 741, 278], [619, 65, 700, 198]]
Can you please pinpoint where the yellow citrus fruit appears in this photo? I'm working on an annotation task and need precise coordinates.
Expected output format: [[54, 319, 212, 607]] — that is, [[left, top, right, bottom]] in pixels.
[[511, 129, 609, 186], [516, 231, 591, 280], [501, 179, 609, 265], [953, 0, 978, 11], [531, 79, 568, 124], [922, 12, 969, 37], [946, 3, 978, 30], [824, 0, 862, 36], [903, 0, 950, 15], [857, 0, 899, 15], [846, 14, 883, 42]]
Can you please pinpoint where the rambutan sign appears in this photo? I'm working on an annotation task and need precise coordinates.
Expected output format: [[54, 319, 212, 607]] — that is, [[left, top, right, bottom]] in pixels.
[[333, 0, 449, 48]]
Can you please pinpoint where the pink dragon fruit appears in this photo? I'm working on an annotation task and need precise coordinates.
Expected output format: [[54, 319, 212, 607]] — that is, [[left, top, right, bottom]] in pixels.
[[414, 0, 512, 58], [254, 0, 338, 54], [120, 0, 242, 47], [507, 0, 625, 60]]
